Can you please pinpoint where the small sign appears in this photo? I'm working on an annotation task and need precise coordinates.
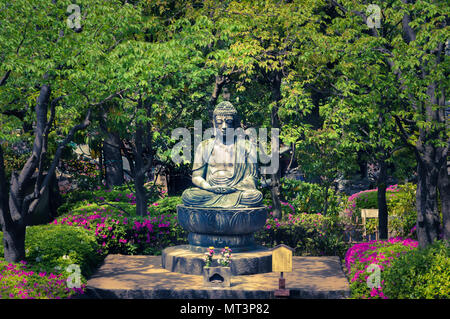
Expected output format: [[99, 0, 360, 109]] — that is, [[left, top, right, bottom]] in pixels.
[[272, 244, 293, 273]]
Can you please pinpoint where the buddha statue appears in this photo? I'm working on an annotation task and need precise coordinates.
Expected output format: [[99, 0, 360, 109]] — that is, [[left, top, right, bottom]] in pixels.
[[181, 101, 263, 208]]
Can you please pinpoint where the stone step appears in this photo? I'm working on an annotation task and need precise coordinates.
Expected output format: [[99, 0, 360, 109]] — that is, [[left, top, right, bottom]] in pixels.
[[82, 254, 350, 299]]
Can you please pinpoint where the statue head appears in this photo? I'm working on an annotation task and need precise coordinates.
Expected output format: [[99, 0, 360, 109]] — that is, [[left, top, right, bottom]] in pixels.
[[213, 101, 238, 138]]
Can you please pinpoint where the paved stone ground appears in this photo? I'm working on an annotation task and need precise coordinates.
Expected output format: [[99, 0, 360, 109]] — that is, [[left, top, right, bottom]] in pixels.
[[83, 254, 350, 299]]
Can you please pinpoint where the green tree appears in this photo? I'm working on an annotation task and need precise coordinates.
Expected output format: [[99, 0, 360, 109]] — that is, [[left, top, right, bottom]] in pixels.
[[327, 0, 449, 246], [0, 0, 141, 262], [200, 0, 328, 219]]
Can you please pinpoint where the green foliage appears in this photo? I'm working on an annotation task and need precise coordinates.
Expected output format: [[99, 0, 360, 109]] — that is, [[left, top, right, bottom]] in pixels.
[[387, 183, 417, 238], [59, 157, 102, 192], [255, 212, 347, 257], [147, 196, 182, 217], [383, 240, 450, 299], [281, 178, 342, 215], [0, 138, 32, 182], [24, 225, 101, 279], [296, 128, 359, 190], [57, 184, 138, 216], [0, 225, 101, 279], [345, 238, 419, 299], [354, 190, 378, 209]]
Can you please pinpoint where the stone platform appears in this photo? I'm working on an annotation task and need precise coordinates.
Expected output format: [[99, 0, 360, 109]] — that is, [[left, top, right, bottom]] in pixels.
[[83, 254, 351, 299], [161, 245, 272, 275], [177, 205, 268, 250]]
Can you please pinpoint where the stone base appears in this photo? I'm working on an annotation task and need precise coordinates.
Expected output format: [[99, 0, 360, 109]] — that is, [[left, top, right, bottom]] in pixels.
[[177, 205, 268, 251], [161, 245, 272, 276]]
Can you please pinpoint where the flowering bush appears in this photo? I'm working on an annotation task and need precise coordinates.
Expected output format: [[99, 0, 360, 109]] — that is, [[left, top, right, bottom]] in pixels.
[[0, 224, 99, 299], [344, 238, 418, 299], [255, 202, 347, 257], [131, 213, 186, 255], [382, 240, 450, 299], [54, 196, 187, 256], [0, 260, 85, 299], [344, 184, 400, 218], [53, 207, 133, 255]]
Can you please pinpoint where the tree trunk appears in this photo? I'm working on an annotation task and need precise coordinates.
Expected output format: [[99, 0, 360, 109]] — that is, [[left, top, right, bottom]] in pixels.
[[323, 184, 329, 216], [2, 222, 26, 262], [438, 160, 450, 241], [134, 125, 148, 217], [2, 85, 51, 261], [135, 171, 147, 217], [1, 85, 92, 262], [0, 147, 25, 262], [103, 131, 124, 188], [414, 83, 446, 247], [133, 96, 150, 217], [208, 74, 228, 121], [416, 159, 441, 248], [377, 159, 388, 240], [100, 109, 124, 189], [269, 72, 283, 220]]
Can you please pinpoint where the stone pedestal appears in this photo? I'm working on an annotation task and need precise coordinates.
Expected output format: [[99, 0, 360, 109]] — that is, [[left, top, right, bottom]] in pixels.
[[161, 245, 272, 276], [162, 205, 270, 276], [177, 205, 268, 252]]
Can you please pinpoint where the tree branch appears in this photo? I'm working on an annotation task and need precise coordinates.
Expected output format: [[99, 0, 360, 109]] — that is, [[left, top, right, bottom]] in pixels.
[[89, 89, 128, 107], [0, 70, 11, 86], [27, 108, 93, 215], [393, 115, 421, 158]]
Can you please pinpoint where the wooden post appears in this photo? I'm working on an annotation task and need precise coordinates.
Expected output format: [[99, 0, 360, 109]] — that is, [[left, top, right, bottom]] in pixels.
[[272, 244, 294, 298]]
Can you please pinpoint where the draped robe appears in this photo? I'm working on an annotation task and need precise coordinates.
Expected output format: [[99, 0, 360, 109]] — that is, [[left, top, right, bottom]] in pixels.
[[182, 137, 263, 208]]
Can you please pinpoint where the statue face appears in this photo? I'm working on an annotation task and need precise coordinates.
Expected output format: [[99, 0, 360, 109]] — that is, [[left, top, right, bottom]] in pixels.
[[214, 115, 235, 138]]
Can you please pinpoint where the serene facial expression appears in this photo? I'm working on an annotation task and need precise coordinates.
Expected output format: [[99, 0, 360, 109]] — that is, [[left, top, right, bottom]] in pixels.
[[214, 115, 235, 137]]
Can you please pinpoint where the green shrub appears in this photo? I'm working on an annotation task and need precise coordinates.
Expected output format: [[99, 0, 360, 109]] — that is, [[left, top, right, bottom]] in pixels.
[[27, 225, 102, 278], [147, 196, 182, 217], [355, 190, 378, 209], [280, 178, 342, 215], [58, 186, 134, 216], [387, 183, 417, 238], [383, 240, 450, 299], [255, 211, 347, 257], [0, 224, 102, 279], [344, 238, 419, 299]]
